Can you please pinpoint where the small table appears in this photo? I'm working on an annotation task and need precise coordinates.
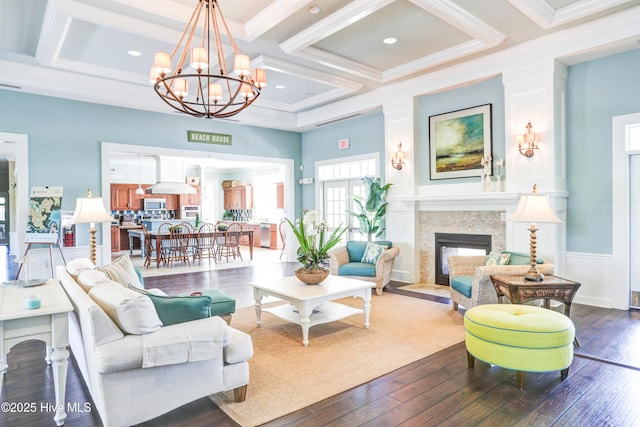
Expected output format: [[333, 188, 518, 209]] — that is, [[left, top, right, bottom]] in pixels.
[[490, 274, 582, 346], [0, 279, 73, 426], [252, 275, 372, 347]]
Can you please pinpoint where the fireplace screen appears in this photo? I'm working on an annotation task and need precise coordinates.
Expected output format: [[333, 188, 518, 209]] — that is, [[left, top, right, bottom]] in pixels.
[[435, 233, 492, 285]]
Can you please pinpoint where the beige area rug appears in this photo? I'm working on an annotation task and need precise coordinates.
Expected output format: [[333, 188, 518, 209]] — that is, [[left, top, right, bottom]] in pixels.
[[398, 283, 451, 298], [210, 293, 465, 426]]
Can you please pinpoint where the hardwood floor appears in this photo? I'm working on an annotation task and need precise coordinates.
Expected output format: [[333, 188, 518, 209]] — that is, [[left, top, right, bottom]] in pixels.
[[2, 263, 640, 426]]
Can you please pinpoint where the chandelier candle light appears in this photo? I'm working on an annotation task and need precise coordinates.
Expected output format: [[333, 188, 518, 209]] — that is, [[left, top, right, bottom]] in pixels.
[[151, 0, 266, 118]]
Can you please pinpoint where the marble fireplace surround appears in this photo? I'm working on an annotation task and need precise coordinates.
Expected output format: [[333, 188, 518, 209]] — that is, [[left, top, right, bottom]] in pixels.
[[417, 192, 520, 284]]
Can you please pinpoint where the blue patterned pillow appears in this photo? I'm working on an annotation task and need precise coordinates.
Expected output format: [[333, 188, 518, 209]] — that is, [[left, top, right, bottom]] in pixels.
[[485, 251, 510, 266], [361, 242, 387, 264]]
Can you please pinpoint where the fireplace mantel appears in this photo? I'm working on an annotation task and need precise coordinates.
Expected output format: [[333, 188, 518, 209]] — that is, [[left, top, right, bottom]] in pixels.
[[389, 190, 568, 212], [389, 192, 520, 212]]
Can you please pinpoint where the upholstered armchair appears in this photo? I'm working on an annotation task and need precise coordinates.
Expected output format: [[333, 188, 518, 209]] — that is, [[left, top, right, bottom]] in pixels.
[[328, 240, 400, 296], [447, 253, 555, 312]]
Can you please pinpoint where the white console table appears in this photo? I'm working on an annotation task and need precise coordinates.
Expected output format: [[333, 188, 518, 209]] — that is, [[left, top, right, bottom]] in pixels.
[[0, 279, 73, 426]]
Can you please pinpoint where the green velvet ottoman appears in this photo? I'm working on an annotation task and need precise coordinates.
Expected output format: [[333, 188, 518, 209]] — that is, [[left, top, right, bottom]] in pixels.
[[464, 304, 575, 389], [179, 289, 236, 325]]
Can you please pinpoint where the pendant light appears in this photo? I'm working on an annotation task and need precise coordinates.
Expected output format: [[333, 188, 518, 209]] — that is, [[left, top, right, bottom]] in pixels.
[[135, 154, 145, 195]]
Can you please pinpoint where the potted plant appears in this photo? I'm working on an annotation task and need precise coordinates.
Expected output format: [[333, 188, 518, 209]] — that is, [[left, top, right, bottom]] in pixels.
[[350, 177, 392, 242], [286, 209, 347, 285]]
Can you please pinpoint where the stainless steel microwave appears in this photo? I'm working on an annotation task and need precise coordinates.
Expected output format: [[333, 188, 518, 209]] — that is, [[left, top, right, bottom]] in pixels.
[[144, 198, 167, 210], [180, 205, 200, 219]]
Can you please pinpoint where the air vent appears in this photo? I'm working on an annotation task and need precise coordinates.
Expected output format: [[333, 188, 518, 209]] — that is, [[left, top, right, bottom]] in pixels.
[[315, 114, 362, 127]]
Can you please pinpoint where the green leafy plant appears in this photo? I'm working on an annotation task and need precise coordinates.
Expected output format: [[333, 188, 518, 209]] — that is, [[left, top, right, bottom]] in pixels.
[[351, 177, 392, 241], [286, 210, 347, 271]]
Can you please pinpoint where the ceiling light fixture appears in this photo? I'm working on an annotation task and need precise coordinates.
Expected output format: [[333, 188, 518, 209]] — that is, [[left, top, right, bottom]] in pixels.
[[308, 5, 321, 14], [383, 37, 397, 45], [151, 0, 266, 119], [135, 154, 145, 195], [128, 50, 141, 57]]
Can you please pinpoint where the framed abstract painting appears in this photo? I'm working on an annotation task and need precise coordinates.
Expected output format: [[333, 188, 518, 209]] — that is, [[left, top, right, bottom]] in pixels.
[[429, 104, 492, 180]]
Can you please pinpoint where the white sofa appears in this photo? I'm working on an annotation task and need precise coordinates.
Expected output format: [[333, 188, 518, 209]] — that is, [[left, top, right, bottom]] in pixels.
[[56, 262, 253, 427]]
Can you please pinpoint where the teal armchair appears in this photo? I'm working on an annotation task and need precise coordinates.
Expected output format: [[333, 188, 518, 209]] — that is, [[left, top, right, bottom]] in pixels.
[[328, 240, 400, 296]]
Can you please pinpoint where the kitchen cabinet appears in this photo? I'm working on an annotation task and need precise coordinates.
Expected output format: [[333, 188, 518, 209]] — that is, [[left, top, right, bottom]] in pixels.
[[111, 184, 142, 210], [165, 194, 179, 211], [239, 223, 260, 247], [270, 223, 283, 249], [179, 185, 201, 206], [111, 226, 120, 252], [276, 182, 284, 209], [223, 186, 253, 210]]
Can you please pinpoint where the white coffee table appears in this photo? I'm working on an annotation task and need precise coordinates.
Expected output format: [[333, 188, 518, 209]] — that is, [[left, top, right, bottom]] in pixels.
[[252, 275, 372, 346], [0, 279, 73, 426]]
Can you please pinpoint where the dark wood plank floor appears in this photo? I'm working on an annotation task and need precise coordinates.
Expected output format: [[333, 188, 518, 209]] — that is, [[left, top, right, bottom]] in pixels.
[[2, 264, 640, 427]]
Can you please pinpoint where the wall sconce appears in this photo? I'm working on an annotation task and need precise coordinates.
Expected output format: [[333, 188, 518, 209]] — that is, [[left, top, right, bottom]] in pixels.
[[516, 122, 539, 158], [390, 143, 405, 170]]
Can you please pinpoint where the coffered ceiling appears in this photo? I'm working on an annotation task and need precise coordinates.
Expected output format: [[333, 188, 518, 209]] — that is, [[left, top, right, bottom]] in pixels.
[[1, 0, 639, 131]]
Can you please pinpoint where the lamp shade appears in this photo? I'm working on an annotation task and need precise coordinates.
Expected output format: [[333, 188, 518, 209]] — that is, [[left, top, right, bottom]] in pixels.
[[509, 193, 562, 224], [71, 196, 113, 225]]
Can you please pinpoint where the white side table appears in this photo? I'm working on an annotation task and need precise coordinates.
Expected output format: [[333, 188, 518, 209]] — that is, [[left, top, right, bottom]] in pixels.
[[0, 279, 73, 426]]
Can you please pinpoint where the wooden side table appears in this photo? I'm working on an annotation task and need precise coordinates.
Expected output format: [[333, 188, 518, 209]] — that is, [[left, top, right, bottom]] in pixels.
[[490, 274, 582, 346], [0, 279, 73, 426]]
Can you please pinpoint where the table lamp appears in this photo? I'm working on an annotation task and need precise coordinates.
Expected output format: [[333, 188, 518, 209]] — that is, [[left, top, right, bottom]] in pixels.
[[509, 184, 562, 282], [71, 189, 114, 264]]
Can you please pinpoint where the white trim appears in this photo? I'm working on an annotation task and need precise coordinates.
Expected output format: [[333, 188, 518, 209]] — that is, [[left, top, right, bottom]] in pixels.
[[611, 112, 640, 310], [0, 132, 29, 258]]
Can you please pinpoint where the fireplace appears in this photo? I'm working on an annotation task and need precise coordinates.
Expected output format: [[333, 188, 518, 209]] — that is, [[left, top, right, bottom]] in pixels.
[[434, 233, 492, 285]]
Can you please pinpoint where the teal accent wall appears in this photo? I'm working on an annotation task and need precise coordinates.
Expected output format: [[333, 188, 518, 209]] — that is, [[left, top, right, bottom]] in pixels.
[[566, 49, 640, 254], [300, 113, 385, 209], [417, 76, 505, 185], [0, 90, 301, 245]]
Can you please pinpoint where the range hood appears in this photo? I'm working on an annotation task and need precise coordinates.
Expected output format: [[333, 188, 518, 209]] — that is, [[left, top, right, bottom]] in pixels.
[[147, 156, 196, 195]]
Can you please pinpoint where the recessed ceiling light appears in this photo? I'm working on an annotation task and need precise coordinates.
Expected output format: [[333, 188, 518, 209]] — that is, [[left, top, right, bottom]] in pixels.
[[383, 37, 397, 45], [128, 50, 142, 57], [275, 85, 285, 90], [308, 5, 321, 14]]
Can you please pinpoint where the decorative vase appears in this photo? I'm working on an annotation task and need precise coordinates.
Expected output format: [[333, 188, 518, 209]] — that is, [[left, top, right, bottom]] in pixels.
[[294, 267, 329, 285]]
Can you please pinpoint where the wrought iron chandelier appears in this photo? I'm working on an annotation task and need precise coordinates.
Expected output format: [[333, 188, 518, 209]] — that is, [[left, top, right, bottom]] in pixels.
[[151, 0, 266, 119]]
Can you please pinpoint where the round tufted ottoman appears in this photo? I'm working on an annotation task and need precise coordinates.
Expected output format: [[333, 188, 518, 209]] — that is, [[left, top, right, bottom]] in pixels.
[[464, 304, 575, 389]]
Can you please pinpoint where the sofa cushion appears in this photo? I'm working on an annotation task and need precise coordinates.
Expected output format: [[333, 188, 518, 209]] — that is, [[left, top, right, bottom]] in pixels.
[[224, 327, 254, 364], [177, 289, 236, 317], [66, 258, 95, 279], [89, 282, 162, 335], [338, 262, 376, 277], [485, 251, 510, 266], [361, 242, 386, 264], [503, 251, 543, 265], [77, 269, 111, 292], [132, 287, 213, 326], [451, 275, 473, 299], [95, 255, 143, 289]]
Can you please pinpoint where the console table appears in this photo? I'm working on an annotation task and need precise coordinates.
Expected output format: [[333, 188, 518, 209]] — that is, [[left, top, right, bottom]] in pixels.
[[0, 279, 73, 426]]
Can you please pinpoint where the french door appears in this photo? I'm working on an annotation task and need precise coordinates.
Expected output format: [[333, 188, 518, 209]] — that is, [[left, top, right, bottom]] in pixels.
[[630, 154, 640, 308], [323, 179, 367, 241]]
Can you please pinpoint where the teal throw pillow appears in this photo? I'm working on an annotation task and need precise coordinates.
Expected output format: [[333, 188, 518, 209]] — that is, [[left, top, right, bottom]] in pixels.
[[361, 242, 387, 264], [130, 286, 212, 326], [485, 251, 510, 266]]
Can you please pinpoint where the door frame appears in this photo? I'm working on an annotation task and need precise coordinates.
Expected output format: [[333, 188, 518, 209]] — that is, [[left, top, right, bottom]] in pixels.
[[612, 112, 640, 310], [0, 132, 29, 257]]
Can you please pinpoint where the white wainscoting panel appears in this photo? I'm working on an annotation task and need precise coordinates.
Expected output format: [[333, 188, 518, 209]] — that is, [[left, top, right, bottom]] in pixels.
[[565, 252, 614, 308], [17, 246, 106, 280]]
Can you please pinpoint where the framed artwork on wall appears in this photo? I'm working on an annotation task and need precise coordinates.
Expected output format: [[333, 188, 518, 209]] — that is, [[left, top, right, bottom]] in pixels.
[[429, 104, 492, 180]]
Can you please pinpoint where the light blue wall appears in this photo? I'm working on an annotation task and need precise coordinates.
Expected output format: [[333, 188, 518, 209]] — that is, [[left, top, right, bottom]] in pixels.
[[417, 76, 505, 185], [300, 113, 385, 209], [566, 49, 640, 254], [0, 90, 302, 244]]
